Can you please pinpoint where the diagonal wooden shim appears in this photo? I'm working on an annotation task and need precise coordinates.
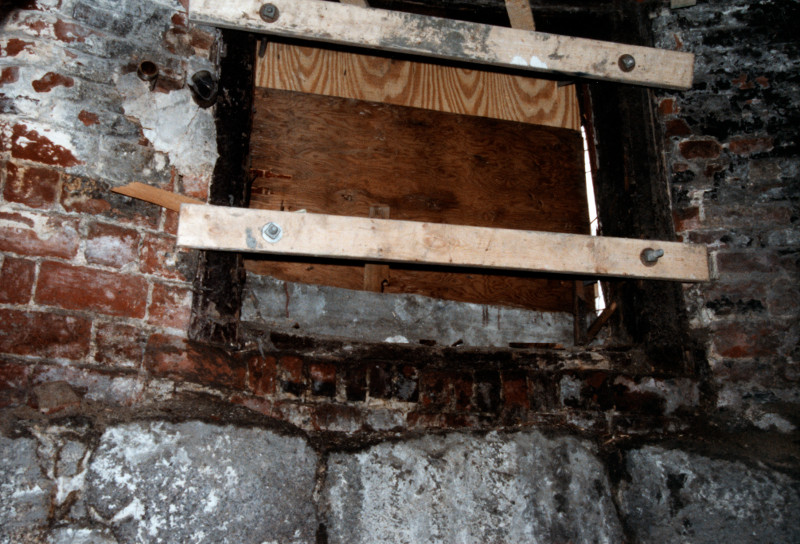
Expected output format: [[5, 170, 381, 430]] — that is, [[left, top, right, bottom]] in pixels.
[[111, 182, 204, 212], [189, 0, 694, 89], [177, 205, 710, 282]]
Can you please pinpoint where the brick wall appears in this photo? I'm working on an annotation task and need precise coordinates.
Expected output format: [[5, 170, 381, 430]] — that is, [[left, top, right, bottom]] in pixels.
[[1, 0, 797, 438], [653, 0, 799, 431], [0, 0, 217, 406]]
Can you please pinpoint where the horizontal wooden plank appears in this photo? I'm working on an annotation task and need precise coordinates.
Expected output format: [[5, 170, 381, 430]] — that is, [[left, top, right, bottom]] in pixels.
[[178, 205, 710, 281], [255, 42, 580, 129], [189, 0, 694, 89]]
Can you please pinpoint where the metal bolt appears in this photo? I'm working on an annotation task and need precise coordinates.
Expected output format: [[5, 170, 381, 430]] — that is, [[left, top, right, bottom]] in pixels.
[[641, 248, 664, 265], [618, 54, 636, 72], [261, 222, 283, 243], [259, 3, 279, 23]]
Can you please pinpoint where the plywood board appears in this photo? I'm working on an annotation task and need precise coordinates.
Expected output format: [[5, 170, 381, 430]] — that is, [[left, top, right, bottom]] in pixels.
[[249, 89, 588, 233], [178, 205, 711, 282], [189, 0, 694, 89], [255, 42, 580, 130]]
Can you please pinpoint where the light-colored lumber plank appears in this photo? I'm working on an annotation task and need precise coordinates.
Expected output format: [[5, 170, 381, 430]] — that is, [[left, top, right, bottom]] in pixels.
[[364, 206, 390, 292], [256, 42, 580, 129], [111, 182, 204, 212], [340, 0, 368, 6], [190, 0, 694, 89], [178, 205, 710, 282], [505, 0, 535, 31]]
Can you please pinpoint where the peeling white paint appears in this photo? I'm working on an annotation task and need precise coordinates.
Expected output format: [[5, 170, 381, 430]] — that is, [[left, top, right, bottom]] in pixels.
[[510, 55, 528, 66], [529, 55, 548, 69]]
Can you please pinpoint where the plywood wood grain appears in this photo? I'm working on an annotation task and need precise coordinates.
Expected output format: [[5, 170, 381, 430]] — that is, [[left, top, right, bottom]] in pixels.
[[255, 42, 580, 130]]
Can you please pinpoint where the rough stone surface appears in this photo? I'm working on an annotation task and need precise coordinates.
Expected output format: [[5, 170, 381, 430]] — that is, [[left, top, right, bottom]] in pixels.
[[619, 446, 800, 543], [86, 421, 319, 544], [322, 431, 624, 543], [243, 274, 574, 347], [0, 435, 54, 542]]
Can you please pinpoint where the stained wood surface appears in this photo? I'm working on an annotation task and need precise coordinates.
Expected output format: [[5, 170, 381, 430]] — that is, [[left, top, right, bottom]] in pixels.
[[190, 0, 695, 89], [255, 42, 580, 130], [246, 89, 588, 311], [179, 205, 711, 282]]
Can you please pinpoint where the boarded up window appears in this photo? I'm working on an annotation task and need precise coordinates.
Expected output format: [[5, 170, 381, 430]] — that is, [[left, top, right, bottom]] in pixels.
[[246, 42, 590, 314]]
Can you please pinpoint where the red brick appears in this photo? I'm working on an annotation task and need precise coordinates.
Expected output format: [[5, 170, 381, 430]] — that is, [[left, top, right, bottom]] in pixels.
[[162, 208, 179, 235], [10, 123, 81, 167], [147, 282, 192, 330], [140, 233, 190, 281], [0, 359, 30, 408], [0, 309, 91, 360], [94, 322, 146, 368], [672, 206, 701, 232], [0, 256, 35, 304], [3, 161, 59, 209], [502, 372, 529, 410], [665, 118, 692, 138], [728, 137, 773, 156], [85, 222, 139, 268], [0, 66, 20, 86], [679, 139, 722, 159], [78, 110, 99, 126], [712, 322, 782, 359], [716, 251, 779, 275], [36, 261, 148, 318], [309, 362, 336, 397], [419, 370, 451, 408], [31, 71, 74, 92], [144, 333, 246, 390], [246, 354, 277, 396], [0, 210, 79, 258], [312, 403, 363, 432], [452, 373, 473, 411], [658, 98, 676, 116]]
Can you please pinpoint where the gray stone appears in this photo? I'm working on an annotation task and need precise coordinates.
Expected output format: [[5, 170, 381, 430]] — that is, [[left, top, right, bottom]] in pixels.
[[48, 527, 118, 544], [243, 274, 574, 348], [86, 421, 319, 544], [0, 436, 54, 540], [322, 431, 623, 544], [619, 446, 800, 543]]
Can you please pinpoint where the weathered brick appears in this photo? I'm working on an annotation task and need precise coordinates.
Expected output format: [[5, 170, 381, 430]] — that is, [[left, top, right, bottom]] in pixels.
[[419, 370, 450, 408], [729, 136, 773, 156], [679, 138, 722, 159], [84, 221, 139, 268], [61, 175, 160, 229], [658, 97, 676, 116], [278, 355, 306, 396], [31, 71, 74, 92], [140, 233, 194, 281], [147, 281, 192, 330], [312, 403, 363, 433], [502, 371, 529, 410], [94, 321, 146, 368], [10, 123, 81, 167], [712, 321, 783, 359], [3, 161, 59, 209], [716, 250, 779, 275], [32, 381, 80, 414], [36, 261, 148, 318], [144, 333, 246, 390], [672, 206, 701, 232], [452, 372, 473, 411], [0, 210, 80, 258], [0, 256, 36, 304], [665, 118, 692, 138], [309, 362, 336, 397], [368, 362, 392, 400], [0, 309, 91, 360], [246, 354, 276, 396]]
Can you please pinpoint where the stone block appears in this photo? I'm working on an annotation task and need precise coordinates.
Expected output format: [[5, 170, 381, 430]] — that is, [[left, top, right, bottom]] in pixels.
[[322, 431, 624, 543], [86, 421, 318, 543], [619, 446, 800, 543], [0, 436, 54, 539]]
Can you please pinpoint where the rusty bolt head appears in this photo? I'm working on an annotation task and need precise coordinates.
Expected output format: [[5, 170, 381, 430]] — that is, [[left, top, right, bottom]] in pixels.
[[260, 3, 279, 23], [618, 54, 636, 72]]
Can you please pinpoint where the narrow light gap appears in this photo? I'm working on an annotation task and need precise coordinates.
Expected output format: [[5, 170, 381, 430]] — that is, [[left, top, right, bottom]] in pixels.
[[582, 126, 606, 315]]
